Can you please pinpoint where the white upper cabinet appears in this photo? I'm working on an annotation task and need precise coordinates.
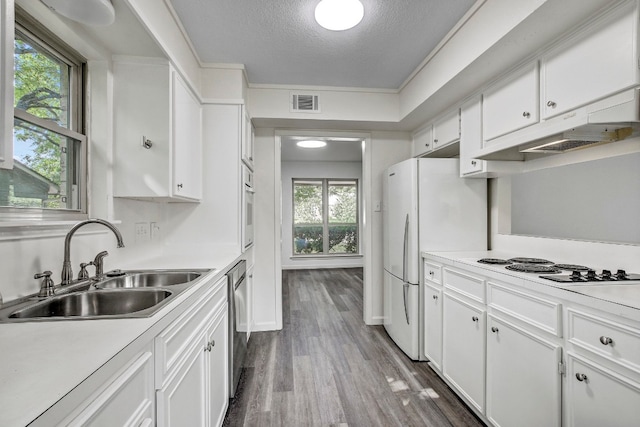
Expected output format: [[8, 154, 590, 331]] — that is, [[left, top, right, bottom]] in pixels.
[[242, 109, 254, 170], [432, 109, 460, 150], [113, 58, 202, 202], [483, 62, 539, 141], [541, 1, 639, 119], [412, 125, 433, 157]]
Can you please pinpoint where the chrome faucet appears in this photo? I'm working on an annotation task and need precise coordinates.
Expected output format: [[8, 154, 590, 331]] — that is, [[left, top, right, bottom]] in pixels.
[[61, 219, 125, 285]]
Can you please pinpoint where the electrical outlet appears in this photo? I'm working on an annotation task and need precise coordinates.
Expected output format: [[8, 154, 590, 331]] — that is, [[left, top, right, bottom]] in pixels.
[[150, 222, 160, 240], [135, 222, 150, 243]]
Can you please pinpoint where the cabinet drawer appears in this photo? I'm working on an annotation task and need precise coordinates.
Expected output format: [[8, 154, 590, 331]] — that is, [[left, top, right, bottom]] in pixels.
[[155, 277, 227, 385], [488, 281, 562, 337], [568, 309, 640, 373], [424, 260, 442, 286], [443, 268, 485, 303]]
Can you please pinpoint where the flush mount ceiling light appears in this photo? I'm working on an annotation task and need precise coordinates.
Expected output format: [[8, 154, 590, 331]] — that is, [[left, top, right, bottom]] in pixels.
[[315, 0, 364, 31], [297, 140, 327, 148], [40, 0, 115, 26]]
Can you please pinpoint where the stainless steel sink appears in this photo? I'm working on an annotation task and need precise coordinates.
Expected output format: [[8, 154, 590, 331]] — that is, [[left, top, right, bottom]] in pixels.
[[8, 289, 172, 319], [0, 268, 212, 322], [95, 271, 201, 289]]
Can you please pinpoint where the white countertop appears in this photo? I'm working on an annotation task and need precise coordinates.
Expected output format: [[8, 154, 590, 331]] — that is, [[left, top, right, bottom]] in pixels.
[[0, 249, 241, 427], [423, 250, 640, 323]]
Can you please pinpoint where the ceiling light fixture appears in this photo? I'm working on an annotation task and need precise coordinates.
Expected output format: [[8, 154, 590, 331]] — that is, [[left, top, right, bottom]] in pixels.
[[314, 0, 364, 31], [40, 0, 115, 26], [297, 140, 327, 148]]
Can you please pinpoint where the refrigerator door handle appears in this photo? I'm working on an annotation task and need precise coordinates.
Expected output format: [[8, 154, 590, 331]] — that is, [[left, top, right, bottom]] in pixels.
[[402, 214, 409, 283], [403, 282, 410, 325]]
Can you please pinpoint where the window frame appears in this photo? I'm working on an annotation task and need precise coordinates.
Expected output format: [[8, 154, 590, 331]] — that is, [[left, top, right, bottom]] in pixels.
[[1, 7, 88, 221], [292, 177, 360, 257]]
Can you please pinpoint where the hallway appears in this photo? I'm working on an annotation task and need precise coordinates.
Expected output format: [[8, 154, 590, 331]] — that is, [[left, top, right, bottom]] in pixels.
[[224, 268, 483, 426]]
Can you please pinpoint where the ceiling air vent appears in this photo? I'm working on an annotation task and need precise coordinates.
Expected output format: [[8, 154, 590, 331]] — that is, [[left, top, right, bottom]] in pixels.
[[291, 93, 320, 113]]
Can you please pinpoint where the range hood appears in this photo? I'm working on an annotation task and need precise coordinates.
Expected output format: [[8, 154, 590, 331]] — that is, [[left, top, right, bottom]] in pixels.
[[476, 88, 640, 160]]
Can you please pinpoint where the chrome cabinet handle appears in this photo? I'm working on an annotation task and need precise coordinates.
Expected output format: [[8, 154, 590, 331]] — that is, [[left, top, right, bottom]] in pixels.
[[205, 340, 216, 352], [522, 111, 530, 118], [177, 183, 183, 189], [472, 316, 479, 322], [471, 160, 477, 166], [429, 270, 434, 276], [425, 143, 430, 147], [491, 326, 499, 333], [434, 139, 439, 143], [599, 336, 613, 346], [547, 100, 557, 108], [432, 295, 438, 300], [575, 373, 588, 382]]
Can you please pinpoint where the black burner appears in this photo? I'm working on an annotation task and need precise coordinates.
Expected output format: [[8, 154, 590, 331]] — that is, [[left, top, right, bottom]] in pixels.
[[553, 264, 591, 271], [478, 258, 513, 265], [508, 257, 554, 264], [506, 264, 562, 274]]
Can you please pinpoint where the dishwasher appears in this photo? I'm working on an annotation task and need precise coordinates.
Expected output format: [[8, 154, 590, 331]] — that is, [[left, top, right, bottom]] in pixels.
[[227, 260, 248, 398]]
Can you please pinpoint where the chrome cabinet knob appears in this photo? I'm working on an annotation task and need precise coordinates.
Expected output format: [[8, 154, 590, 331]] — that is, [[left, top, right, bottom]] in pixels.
[[522, 111, 530, 118], [575, 373, 588, 382], [429, 270, 434, 276], [205, 339, 216, 352], [425, 143, 430, 147], [177, 183, 183, 189], [471, 160, 477, 166], [472, 316, 479, 322], [434, 139, 439, 143], [432, 295, 438, 300], [491, 326, 499, 333], [546, 100, 557, 108], [599, 336, 613, 346]]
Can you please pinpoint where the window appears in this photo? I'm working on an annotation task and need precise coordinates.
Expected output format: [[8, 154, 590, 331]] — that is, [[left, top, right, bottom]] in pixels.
[[1, 10, 86, 218], [293, 178, 359, 255]]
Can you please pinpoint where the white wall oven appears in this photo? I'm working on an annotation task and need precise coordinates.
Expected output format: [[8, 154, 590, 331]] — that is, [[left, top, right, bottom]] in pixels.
[[242, 165, 254, 250]]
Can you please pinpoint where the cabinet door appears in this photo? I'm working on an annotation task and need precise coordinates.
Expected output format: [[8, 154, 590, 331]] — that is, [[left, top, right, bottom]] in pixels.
[[566, 352, 640, 427], [433, 109, 460, 150], [172, 71, 202, 200], [412, 126, 433, 157], [486, 316, 562, 427], [242, 109, 254, 170], [541, 2, 638, 119], [66, 351, 155, 427], [442, 293, 485, 412], [460, 96, 484, 176], [113, 60, 171, 198], [206, 307, 229, 427], [424, 285, 443, 371], [157, 336, 207, 427], [483, 62, 538, 141]]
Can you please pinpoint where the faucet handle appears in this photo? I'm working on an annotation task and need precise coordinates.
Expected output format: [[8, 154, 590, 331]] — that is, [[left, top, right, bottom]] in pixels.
[[78, 262, 94, 280], [93, 251, 109, 279], [34, 271, 55, 298]]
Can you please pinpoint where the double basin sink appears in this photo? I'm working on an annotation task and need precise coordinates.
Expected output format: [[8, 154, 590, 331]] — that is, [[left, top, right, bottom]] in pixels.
[[0, 270, 209, 322]]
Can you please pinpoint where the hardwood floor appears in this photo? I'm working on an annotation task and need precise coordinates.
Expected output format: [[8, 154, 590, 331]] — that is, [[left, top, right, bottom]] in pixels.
[[224, 268, 484, 427]]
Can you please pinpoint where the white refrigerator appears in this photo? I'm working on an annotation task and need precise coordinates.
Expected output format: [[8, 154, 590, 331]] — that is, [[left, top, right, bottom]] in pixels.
[[383, 158, 487, 360]]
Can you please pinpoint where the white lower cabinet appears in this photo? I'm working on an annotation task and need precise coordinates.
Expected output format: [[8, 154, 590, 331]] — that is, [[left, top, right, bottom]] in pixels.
[[566, 352, 640, 427], [442, 292, 486, 413], [157, 304, 228, 427], [486, 315, 562, 427], [424, 284, 442, 370], [64, 349, 155, 427]]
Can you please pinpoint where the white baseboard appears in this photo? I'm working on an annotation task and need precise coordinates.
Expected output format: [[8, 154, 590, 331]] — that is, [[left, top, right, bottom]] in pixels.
[[282, 263, 363, 270], [251, 321, 281, 332], [368, 315, 384, 325]]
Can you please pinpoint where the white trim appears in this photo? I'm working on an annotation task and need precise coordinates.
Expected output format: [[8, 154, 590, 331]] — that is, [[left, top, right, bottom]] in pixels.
[[162, 0, 204, 67], [398, 0, 487, 92], [274, 135, 283, 330], [200, 62, 245, 70], [200, 98, 245, 106], [249, 82, 398, 94], [362, 135, 373, 324], [0, 0, 14, 170]]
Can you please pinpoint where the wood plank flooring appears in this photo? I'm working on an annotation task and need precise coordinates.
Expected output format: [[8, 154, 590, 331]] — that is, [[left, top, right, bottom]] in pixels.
[[224, 268, 484, 427]]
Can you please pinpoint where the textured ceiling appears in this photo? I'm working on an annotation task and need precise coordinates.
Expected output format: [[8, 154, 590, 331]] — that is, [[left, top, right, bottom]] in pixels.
[[281, 137, 362, 162], [169, 0, 476, 89]]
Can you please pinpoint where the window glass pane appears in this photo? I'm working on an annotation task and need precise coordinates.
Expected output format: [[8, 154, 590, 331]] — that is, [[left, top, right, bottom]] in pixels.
[[328, 181, 357, 254], [1, 118, 80, 210], [14, 29, 71, 128], [293, 180, 323, 254]]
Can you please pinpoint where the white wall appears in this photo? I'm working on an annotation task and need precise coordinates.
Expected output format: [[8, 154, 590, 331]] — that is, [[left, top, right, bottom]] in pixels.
[[281, 161, 363, 270]]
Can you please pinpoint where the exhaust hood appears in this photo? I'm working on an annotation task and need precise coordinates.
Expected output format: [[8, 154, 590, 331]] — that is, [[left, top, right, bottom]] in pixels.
[[476, 88, 640, 160]]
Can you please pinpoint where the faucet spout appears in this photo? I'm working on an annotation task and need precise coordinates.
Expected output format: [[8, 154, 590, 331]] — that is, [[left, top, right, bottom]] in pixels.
[[61, 219, 125, 285]]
